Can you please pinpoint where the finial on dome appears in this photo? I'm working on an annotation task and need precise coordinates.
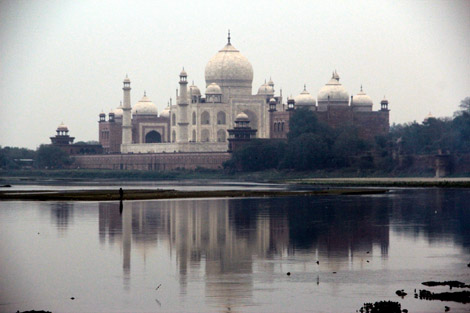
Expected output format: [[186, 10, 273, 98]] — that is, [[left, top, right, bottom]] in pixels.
[[360, 84, 363, 92], [228, 29, 231, 44], [144, 90, 146, 97], [303, 84, 306, 91]]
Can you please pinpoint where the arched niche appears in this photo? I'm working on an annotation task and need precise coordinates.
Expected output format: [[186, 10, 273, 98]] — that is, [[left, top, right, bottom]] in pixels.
[[201, 111, 210, 125], [145, 130, 162, 143], [217, 111, 226, 125], [201, 129, 210, 142], [217, 129, 226, 142]]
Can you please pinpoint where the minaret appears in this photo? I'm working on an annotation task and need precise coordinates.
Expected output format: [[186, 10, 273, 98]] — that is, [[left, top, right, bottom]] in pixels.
[[121, 75, 132, 147], [177, 68, 189, 143]]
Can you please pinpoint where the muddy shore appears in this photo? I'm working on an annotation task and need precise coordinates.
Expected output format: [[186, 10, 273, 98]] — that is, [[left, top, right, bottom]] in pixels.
[[0, 188, 387, 201], [289, 177, 470, 188]]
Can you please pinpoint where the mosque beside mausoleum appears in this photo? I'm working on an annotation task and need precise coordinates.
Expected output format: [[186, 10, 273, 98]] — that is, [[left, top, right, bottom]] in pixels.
[[57, 33, 389, 170]]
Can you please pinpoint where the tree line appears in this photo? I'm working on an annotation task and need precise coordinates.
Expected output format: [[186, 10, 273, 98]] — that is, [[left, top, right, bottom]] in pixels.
[[1, 145, 72, 169], [225, 97, 470, 172]]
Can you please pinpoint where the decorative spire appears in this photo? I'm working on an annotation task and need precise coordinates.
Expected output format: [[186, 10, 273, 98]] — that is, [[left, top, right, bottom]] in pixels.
[[144, 90, 146, 97], [360, 84, 363, 92], [303, 84, 306, 91], [227, 29, 231, 44]]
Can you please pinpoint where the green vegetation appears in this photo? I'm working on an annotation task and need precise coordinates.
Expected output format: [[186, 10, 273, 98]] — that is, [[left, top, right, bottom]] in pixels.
[[225, 107, 374, 172], [391, 97, 470, 155], [225, 97, 470, 174], [36, 145, 72, 169], [0, 146, 35, 169]]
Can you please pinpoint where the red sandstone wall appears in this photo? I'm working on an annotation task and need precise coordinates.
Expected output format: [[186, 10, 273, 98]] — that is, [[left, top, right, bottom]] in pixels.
[[270, 111, 292, 139], [73, 152, 231, 170], [272, 107, 389, 142], [109, 122, 122, 153]]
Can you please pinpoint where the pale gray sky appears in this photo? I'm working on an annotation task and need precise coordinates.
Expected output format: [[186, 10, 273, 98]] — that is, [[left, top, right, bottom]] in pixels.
[[1, 0, 469, 149]]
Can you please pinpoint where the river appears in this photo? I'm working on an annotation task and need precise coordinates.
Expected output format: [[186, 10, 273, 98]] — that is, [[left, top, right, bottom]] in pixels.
[[0, 184, 469, 312]]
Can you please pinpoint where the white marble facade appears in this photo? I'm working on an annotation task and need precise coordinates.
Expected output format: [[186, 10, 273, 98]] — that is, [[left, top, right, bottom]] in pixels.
[[121, 33, 278, 154]]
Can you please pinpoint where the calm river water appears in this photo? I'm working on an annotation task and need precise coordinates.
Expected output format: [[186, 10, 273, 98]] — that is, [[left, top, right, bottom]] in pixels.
[[0, 185, 469, 313]]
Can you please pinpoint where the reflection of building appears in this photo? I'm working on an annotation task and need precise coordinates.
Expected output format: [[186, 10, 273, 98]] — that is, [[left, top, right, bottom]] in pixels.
[[97, 195, 394, 310]]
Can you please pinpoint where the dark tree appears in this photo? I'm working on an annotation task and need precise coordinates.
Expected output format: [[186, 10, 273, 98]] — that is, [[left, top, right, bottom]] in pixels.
[[288, 108, 330, 140], [281, 133, 330, 170], [0, 146, 36, 169], [36, 145, 72, 169], [224, 139, 287, 172]]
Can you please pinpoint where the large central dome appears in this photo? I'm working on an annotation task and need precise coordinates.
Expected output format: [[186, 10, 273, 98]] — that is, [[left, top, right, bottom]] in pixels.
[[205, 35, 253, 97]]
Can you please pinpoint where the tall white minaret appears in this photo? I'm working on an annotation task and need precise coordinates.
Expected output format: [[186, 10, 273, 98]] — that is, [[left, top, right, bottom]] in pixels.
[[121, 75, 132, 147], [177, 69, 189, 143]]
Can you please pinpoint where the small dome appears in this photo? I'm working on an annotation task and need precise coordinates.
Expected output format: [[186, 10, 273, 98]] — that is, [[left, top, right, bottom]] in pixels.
[[112, 103, 124, 117], [123, 75, 130, 83], [189, 83, 201, 96], [317, 71, 349, 102], [269, 97, 277, 104], [352, 86, 373, 107], [268, 78, 274, 87], [381, 96, 389, 104], [235, 112, 250, 122], [160, 107, 170, 118], [206, 82, 222, 95], [132, 93, 158, 115], [180, 68, 187, 77], [57, 122, 68, 131], [257, 82, 274, 95], [294, 85, 316, 107]]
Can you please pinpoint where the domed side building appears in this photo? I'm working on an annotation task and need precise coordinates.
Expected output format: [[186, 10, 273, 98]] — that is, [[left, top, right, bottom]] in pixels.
[[99, 90, 170, 153]]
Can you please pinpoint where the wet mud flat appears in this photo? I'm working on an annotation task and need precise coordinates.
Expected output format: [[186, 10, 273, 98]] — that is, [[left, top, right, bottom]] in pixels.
[[0, 187, 388, 201], [289, 177, 470, 188]]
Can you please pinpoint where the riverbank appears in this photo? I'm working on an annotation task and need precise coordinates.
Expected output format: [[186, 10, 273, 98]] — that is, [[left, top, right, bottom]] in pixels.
[[289, 177, 470, 188], [1, 169, 469, 188], [0, 188, 388, 201]]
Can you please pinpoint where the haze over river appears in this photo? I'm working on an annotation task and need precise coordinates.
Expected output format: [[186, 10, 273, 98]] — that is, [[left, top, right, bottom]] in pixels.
[[0, 183, 469, 312]]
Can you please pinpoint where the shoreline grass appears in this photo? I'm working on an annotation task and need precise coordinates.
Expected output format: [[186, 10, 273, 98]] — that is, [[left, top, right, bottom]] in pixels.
[[1, 169, 469, 188]]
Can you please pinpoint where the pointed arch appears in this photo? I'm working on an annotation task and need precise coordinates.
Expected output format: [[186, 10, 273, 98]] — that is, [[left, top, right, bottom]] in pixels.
[[217, 129, 226, 142], [201, 111, 210, 125], [145, 130, 161, 143], [201, 129, 210, 142], [217, 111, 226, 125]]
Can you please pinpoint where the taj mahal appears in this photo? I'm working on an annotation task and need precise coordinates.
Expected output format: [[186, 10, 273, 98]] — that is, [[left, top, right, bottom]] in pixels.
[[68, 32, 390, 170]]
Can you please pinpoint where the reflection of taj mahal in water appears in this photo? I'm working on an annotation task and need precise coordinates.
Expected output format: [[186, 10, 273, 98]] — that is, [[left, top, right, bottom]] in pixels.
[[98, 196, 391, 309], [96, 32, 389, 157]]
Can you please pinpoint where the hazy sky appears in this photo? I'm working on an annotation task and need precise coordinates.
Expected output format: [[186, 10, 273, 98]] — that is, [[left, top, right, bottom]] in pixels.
[[1, 0, 469, 149]]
